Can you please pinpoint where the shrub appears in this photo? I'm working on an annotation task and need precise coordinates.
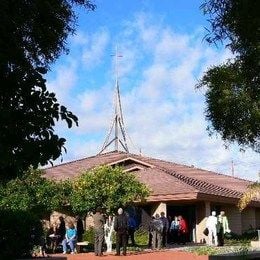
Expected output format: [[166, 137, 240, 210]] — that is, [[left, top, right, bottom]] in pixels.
[[0, 210, 43, 259], [188, 246, 218, 256], [83, 227, 95, 244], [224, 227, 259, 244], [134, 227, 149, 246]]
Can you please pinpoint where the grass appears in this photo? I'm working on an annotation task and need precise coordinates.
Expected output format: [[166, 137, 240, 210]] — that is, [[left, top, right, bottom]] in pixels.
[[186, 244, 251, 257]]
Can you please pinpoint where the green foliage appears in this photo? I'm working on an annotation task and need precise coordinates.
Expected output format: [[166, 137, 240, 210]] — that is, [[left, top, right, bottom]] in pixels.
[[0, 210, 44, 259], [0, 168, 69, 217], [188, 245, 218, 256], [199, 0, 260, 152], [225, 227, 259, 242], [83, 227, 95, 244], [187, 244, 250, 257], [69, 166, 150, 214], [238, 182, 260, 211], [0, 0, 96, 180], [134, 227, 149, 246]]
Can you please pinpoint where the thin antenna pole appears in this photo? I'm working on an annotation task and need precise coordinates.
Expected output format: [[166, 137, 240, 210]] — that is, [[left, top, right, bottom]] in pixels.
[[114, 46, 119, 151], [231, 160, 234, 177]]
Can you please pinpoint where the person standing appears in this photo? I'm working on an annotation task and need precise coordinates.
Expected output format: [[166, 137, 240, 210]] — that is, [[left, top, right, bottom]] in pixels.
[[76, 216, 84, 242], [178, 215, 188, 245], [206, 211, 218, 246], [151, 214, 163, 250], [148, 216, 155, 248], [114, 208, 128, 256], [170, 216, 179, 244], [93, 207, 105, 256], [217, 211, 230, 246], [160, 212, 169, 247], [127, 215, 137, 246]]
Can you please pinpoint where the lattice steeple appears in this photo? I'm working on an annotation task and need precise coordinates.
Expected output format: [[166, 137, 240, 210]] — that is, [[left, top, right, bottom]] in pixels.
[[98, 48, 129, 154]]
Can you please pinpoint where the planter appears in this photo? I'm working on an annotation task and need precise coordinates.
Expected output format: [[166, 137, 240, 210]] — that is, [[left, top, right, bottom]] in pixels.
[[208, 251, 260, 260], [251, 240, 260, 249]]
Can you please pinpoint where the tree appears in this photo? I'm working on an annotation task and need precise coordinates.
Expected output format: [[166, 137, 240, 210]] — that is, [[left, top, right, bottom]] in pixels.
[[69, 165, 150, 252], [0, 168, 73, 258], [238, 182, 260, 211], [198, 0, 260, 152], [69, 166, 150, 214], [0, 0, 96, 180], [0, 168, 70, 217]]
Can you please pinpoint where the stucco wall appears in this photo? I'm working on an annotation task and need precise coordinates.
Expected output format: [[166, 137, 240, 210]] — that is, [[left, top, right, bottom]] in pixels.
[[50, 211, 75, 225], [196, 202, 208, 243], [151, 202, 167, 216]]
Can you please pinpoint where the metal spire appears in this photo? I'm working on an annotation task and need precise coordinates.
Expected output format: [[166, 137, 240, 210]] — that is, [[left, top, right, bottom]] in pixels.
[[99, 47, 129, 154]]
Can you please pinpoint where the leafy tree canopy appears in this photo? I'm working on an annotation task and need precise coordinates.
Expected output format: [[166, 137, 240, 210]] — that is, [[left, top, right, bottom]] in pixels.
[[0, 168, 70, 217], [0, 166, 150, 217], [238, 182, 260, 211], [0, 0, 96, 180], [70, 166, 150, 214], [198, 0, 260, 152]]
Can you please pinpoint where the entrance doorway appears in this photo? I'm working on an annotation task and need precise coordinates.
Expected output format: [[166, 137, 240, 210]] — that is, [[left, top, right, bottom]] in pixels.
[[167, 204, 196, 242]]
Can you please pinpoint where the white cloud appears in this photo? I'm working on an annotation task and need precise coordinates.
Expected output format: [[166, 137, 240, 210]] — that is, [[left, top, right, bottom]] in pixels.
[[48, 12, 259, 181], [47, 61, 78, 103], [82, 29, 110, 68]]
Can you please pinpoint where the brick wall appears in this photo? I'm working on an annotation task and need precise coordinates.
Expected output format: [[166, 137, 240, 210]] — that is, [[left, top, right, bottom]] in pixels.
[[222, 205, 242, 235], [256, 208, 260, 228], [242, 207, 256, 231]]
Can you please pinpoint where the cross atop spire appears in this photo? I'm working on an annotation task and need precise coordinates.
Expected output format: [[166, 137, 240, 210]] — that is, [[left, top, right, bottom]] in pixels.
[[98, 47, 129, 154]]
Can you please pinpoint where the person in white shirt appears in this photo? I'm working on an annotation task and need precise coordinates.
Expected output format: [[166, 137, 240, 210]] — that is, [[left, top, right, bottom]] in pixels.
[[206, 211, 218, 246]]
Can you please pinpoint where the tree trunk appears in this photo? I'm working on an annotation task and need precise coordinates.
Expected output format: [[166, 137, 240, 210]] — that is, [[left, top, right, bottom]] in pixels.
[[104, 216, 114, 252]]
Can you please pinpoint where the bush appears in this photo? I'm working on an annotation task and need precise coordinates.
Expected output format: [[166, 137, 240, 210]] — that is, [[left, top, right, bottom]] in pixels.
[[83, 227, 95, 244], [224, 227, 259, 244], [188, 246, 218, 256], [0, 210, 43, 259], [134, 227, 148, 246]]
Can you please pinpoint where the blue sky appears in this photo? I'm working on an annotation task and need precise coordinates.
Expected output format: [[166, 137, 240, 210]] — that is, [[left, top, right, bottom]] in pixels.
[[46, 0, 259, 181]]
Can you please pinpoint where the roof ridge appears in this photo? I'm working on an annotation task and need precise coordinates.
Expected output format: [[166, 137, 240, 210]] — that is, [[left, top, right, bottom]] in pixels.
[[44, 151, 126, 170]]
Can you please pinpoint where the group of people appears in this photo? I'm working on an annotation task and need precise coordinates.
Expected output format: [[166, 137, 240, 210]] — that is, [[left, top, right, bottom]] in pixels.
[[93, 207, 137, 256], [44, 209, 192, 255], [205, 210, 230, 246], [46, 215, 84, 254], [149, 212, 188, 250]]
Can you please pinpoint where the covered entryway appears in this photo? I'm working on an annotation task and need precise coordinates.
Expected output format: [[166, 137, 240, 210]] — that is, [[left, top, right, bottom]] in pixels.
[[167, 204, 196, 242]]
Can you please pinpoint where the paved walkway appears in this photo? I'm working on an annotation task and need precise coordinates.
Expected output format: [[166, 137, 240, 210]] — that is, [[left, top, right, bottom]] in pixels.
[[47, 251, 208, 260]]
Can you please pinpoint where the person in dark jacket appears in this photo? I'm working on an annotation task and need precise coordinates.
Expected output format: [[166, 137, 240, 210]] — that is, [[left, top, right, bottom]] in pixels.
[[160, 212, 169, 247], [151, 214, 163, 250], [148, 216, 155, 248], [114, 208, 128, 256], [127, 214, 137, 246], [76, 216, 84, 242], [56, 216, 66, 244], [93, 207, 105, 256]]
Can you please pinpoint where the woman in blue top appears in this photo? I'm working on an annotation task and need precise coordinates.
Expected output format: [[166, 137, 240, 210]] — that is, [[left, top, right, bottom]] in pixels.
[[62, 222, 77, 254], [170, 216, 179, 244]]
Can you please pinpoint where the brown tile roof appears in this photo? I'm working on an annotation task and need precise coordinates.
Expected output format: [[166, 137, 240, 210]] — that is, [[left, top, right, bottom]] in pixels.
[[44, 151, 258, 204]]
